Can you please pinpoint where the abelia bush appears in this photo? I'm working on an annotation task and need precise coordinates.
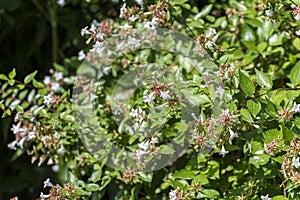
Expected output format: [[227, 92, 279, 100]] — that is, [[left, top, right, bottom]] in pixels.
[[3, 0, 300, 199]]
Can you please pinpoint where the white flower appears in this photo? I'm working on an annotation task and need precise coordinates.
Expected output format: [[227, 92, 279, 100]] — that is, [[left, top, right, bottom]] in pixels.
[[96, 32, 104, 41], [81, 26, 90, 36], [135, 0, 143, 6], [78, 50, 86, 61], [129, 15, 138, 22], [128, 36, 141, 49], [205, 40, 214, 48], [138, 141, 149, 151], [57, 145, 65, 155], [292, 102, 300, 113], [103, 66, 111, 75], [169, 190, 177, 200], [206, 28, 216, 38], [51, 82, 60, 91], [14, 112, 21, 122], [150, 137, 158, 144], [43, 178, 54, 188], [221, 109, 230, 116], [296, 30, 300, 36], [90, 41, 103, 54], [54, 71, 63, 81], [132, 122, 139, 130], [44, 93, 53, 105], [143, 92, 155, 104], [43, 76, 51, 85], [11, 122, 24, 134], [7, 140, 18, 150], [47, 158, 54, 165], [293, 157, 300, 168], [265, 10, 273, 17], [229, 129, 238, 140], [261, 194, 271, 200], [216, 86, 224, 95], [89, 93, 98, 101], [135, 149, 145, 160], [28, 131, 36, 140], [130, 108, 139, 118], [18, 137, 26, 148], [52, 165, 59, 173], [294, 13, 300, 21], [160, 90, 170, 101], [120, 3, 127, 18], [42, 135, 51, 144], [144, 17, 158, 29], [57, 0, 65, 7], [40, 192, 50, 199], [91, 19, 100, 27], [219, 145, 228, 157], [89, 24, 97, 33]]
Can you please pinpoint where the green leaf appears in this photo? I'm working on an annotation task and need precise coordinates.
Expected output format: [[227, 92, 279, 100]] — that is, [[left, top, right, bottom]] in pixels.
[[53, 63, 65, 72], [32, 79, 44, 88], [9, 68, 16, 79], [173, 169, 194, 179], [172, 0, 188, 5], [200, 4, 213, 17], [281, 125, 295, 144], [89, 169, 102, 182], [249, 154, 270, 168], [272, 195, 288, 200], [257, 42, 267, 54], [241, 41, 257, 52], [241, 24, 256, 42], [27, 89, 36, 102], [192, 174, 209, 185], [255, 69, 272, 89], [85, 183, 100, 192], [239, 71, 255, 96], [246, 100, 261, 116], [263, 129, 282, 143], [293, 38, 300, 51], [291, 0, 300, 6], [24, 71, 37, 84], [240, 108, 253, 123], [194, 4, 213, 19], [290, 60, 300, 86], [160, 145, 175, 154], [8, 79, 15, 86], [0, 74, 8, 81], [201, 189, 220, 198]]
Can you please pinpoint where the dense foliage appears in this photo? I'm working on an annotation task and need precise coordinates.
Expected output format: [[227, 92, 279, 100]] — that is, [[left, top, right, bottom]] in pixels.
[[3, 0, 300, 199]]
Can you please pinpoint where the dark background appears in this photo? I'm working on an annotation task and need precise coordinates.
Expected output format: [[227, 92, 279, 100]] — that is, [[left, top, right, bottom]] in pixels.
[[0, 0, 120, 199]]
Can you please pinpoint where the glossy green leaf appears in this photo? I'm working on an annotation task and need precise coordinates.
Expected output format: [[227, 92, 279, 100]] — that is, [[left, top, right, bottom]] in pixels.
[[85, 183, 100, 192], [246, 100, 261, 116], [173, 169, 194, 179], [240, 108, 253, 123], [24, 71, 37, 84], [8, 68, 16, 79], [241, 24, 256, 42], [290, 60, 300, 86], [89, 169, 102, 182], [255, 69, 272, 89], [32, 79, 44, 88], [293, 38, 300, 51], [239, 71, 255, 96], [0, 74, 8, 81]]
